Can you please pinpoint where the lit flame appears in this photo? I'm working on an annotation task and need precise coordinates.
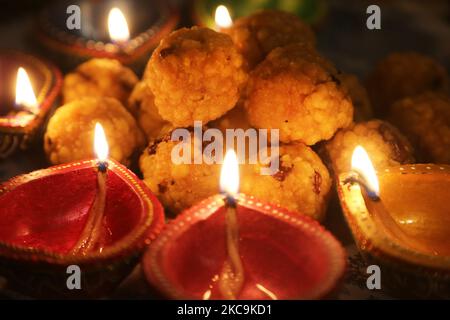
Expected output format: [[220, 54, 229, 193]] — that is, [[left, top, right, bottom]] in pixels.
[[220, 149, 239, 196], [215, 5, 232, 29], [15, 67, 38, 113], [351, 146, 379, 197], [108, 8, 130, 42], [94, 123, 109, 162], [202, 289, 211, 300]]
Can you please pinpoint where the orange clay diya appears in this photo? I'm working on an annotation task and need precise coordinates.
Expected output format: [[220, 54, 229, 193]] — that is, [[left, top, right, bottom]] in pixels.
[[143, 150, 346, 300], [35, 0, 179, 70], [0, 51, 62, 158], [337, 146, 450, 298], [0, 124, 164, 298]]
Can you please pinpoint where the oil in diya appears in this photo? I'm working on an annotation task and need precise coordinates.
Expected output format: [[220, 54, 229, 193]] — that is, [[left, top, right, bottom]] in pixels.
[[0, 123, 164, 298], [337, 146, 450, 298], [143, 149, 346, 300], [35, 0, 179, 70], [0, 51, 62, 158]]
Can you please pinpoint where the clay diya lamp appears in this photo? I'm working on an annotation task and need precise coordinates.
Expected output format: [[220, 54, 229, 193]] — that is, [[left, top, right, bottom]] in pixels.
[[35, 0, 179, 70], [192, 0, 327, 29], [337, 146, 450, 299], [0, 123, 164, 298], [143, 150, 346, 300], [0, 50, 62, 159]]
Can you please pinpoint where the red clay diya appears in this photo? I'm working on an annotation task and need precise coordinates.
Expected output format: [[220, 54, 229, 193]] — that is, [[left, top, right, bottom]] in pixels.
[[143, 150, 346, 300], [0, 50, 62, 159], [337, 146, 450, 298], [0, 125, 164, 298], [35, 0, 179, 70]]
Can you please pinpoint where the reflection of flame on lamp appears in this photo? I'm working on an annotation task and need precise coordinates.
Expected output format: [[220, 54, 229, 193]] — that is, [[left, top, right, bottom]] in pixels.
[[215, 5, 233, 29], [108, 8, 130, 42], [351, 146, 379, 198], [94, 122, 109, 162], [15, 67, 38, 114], [220, 149, 239, 197]]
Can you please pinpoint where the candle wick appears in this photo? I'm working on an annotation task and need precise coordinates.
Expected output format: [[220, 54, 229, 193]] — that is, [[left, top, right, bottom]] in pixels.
[[13, 103, 38, 116], [218, 193, 244, 299], [70, 163, 108, 255], [97, 160, 109, 173], [343, 172, 380, 201], [223, 193, 237, 208]]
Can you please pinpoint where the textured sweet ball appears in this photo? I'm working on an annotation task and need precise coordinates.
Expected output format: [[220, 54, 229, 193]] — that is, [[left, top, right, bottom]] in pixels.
[[243, 43, 353, 145], [139, 132, 219, 214], [389, 92, 450, 164], [128, 81, 173, 142], [140, 133, 331, 220], [144, 27, 248, 127], [224, 9, 316, 70], [62, 58, 138, 108], [209, 105, 252, 133], [366, 52, 449, 116], [325, 119, 415, 175], [337, 73, 373, 122], [240, 143, 332, 221], [44, 97, 145, 166]]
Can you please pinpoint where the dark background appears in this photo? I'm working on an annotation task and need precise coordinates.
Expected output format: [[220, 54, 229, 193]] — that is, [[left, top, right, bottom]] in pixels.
[[0, 0, 448, 78]]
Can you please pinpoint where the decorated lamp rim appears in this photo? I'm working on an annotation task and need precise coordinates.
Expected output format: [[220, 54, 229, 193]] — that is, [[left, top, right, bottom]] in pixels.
[[143, 193, 347, 300], [0, 159, 165, 265]]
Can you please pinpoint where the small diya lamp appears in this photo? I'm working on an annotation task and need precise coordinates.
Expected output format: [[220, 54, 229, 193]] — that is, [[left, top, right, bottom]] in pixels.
[[337, 146, 450, 298], [0, 123, 164, 298], [35, 0, 179, 70], [143, 150, 346, 300], [0, 51, 62, 159], [192, 0, 327, 29]]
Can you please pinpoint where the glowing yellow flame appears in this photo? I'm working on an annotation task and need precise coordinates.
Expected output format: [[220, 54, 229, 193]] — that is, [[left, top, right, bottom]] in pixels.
[[15, 67, 38, 113], [220, 149, 239, 196], [94, 123, 109, 162], [215, 5, 232, 29], [351, 146, 379, 196], [108, 8, 130, 42], [202, 289, 211, 300]]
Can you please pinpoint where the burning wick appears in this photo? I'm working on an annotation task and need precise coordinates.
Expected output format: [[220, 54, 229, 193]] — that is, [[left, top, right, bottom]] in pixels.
[[344, 146, 428, 252], [71, 123, 109, 255], [343, 146, 380, 201], [218, 149, 244, 300]]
